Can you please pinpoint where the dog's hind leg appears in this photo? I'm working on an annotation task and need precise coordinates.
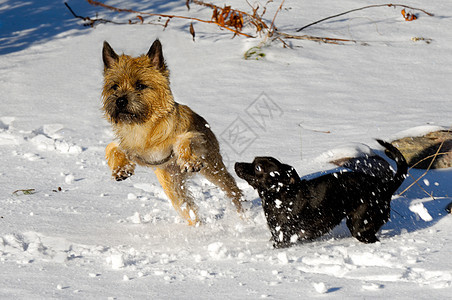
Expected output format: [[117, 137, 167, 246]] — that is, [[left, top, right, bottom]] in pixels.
[[347, 205, 390, 243], [346, 204, 390, 243], [201, 161, 244, 214], [154, 165, 200, 226], [349, 224, 380, 243]]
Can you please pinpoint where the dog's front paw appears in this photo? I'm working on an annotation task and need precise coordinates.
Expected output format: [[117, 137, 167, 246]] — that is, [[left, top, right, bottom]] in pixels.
[[178, 157, 204, 173], [106, 142, 136, 181], [112, 163, 135, 181]]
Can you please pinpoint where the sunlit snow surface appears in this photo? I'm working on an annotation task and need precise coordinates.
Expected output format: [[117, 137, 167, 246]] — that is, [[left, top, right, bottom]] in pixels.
[[0, 0, 451, 298]]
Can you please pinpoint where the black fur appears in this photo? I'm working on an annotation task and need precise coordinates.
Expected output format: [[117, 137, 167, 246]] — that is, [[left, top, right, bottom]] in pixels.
[[446, 201, 452, 214], [235, 140, 408, 248]]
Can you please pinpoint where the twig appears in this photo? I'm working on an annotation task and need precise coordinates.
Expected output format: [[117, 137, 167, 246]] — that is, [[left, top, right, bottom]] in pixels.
[[398, 139, 446, 197], [297, 3, 434, 32], [409, 152, 449, 169], [75, 1, 433, 47], [278, 32, 356, 44], [12, 189, 36, 196], [407, 169, 436, 199], [65, 2, 125, 26], [86, 0, 254, 37], [399, 126, 452, 198], [269, 0, 285, 34], [391, 207, 405, 219]]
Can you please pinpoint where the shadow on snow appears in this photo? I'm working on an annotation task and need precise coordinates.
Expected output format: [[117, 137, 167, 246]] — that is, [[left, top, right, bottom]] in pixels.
[[0, 0, 184, 55]]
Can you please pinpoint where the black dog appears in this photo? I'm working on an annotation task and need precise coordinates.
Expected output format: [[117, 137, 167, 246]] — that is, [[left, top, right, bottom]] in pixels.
[[235, 140, 407, 248]]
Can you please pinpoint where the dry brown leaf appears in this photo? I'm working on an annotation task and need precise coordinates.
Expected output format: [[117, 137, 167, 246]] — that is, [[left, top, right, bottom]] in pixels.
[[401, 9, 417, 21], [189, 22, 195, 41]]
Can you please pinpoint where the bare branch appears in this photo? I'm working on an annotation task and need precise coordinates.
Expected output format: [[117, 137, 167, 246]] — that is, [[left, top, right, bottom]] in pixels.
[[65, 2, 126, 26], [269, 0, 285, 34], [398, 138, 448, 197], [278, 32, 356, 45], [66, 1, 434, 47], [409, 152, 450, 169], [297, 3, 434, 32], [86, 0, 256, 37]]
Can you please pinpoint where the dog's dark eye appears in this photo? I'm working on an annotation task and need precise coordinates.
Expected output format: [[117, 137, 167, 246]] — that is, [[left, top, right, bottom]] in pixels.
[[111, 84, 119, 91], [255, 164, 263, 173], [136, 82, 148, 91]]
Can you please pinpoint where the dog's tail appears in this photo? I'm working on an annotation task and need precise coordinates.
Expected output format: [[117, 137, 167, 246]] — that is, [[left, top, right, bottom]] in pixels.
[[376, 139, 408, 193]]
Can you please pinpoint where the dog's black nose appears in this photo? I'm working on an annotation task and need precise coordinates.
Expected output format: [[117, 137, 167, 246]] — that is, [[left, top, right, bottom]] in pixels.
[[116, 97, 128, 109]]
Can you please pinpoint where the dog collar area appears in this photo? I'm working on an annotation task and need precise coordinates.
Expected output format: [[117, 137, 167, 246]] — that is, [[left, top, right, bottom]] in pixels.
[[142, 150, 175, 166]]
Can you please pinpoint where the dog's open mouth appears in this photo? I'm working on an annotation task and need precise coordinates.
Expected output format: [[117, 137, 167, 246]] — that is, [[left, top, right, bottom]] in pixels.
[[111, 110, 147, 124], [112, 111, 134, 123]]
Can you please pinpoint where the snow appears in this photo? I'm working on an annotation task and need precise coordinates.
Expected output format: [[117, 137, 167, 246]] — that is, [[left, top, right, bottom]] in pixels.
[[1, 0, 451, 298], [312, 281, 328, 294], [409, 202, 434, 222], [387, 125, 448, 141]]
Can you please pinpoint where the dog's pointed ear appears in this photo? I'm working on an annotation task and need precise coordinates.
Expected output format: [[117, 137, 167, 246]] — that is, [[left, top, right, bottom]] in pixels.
[[103, 41, 119, 70], [147, 39, 166, 71]]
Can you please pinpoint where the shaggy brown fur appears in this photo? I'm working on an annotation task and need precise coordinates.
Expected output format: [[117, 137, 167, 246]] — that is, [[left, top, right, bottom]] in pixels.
[[102, 39, 244, 225]]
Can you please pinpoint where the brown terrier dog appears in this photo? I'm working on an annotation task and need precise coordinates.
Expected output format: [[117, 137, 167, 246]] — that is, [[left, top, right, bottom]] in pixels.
[[102, 39, 244, 225]]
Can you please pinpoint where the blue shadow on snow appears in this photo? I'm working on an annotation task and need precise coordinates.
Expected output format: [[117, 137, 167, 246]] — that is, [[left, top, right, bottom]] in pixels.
[[0, 0, 184, 55]]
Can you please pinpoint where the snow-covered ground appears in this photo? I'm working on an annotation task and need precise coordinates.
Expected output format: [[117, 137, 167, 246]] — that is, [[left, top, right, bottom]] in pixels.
[[0, 0, 451, 298]]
